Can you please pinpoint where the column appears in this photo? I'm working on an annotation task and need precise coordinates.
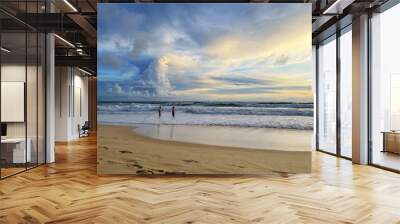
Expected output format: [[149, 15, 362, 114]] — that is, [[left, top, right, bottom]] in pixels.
[[352, 14, 369, 164]]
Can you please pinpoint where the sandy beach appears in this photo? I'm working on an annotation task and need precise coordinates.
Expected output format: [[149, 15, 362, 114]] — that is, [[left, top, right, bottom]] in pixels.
[[135, 124, 312, 151], [97, 125, 311, 175]]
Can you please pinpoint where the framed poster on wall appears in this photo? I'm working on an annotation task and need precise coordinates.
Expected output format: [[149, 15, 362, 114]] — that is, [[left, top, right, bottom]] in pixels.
[[97, 3, 313, 175]]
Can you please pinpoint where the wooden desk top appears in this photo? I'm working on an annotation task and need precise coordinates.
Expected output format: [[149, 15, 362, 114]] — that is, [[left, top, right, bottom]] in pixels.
[[1, 138, 28, 143], [381, 131, 400, 134]]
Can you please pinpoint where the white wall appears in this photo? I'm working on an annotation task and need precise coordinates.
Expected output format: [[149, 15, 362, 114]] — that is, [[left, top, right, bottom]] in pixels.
[[55, 67, 70, 141], [55, 67, 89, 141], [73, 70, 89, 136], [1, 65, 26, 82]]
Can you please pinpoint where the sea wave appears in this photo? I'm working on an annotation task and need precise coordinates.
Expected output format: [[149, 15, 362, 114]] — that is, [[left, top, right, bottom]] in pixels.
[[98, 101, 313, 117], [98, 112, 313, 130]]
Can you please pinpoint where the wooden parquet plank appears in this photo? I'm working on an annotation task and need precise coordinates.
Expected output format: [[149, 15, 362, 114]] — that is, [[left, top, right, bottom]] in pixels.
[[0, 135, 400, 223]]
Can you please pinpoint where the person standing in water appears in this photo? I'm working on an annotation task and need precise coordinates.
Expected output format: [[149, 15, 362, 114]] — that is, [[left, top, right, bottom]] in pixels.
[[158, 106, 162, 117], [172, 106, 176, 118]]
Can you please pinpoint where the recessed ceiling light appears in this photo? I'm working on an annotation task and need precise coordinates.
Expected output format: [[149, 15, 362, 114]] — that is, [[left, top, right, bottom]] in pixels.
[[54, 34, 75, 48], [78, 67, 93, 76], [1, 47, 11, 53], [63, 0, 78, 12], [322, 0, 354, 15]]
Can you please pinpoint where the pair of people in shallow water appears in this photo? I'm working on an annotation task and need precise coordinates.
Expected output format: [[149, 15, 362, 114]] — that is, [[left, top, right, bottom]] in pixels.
[[158, 106, 175, 118]]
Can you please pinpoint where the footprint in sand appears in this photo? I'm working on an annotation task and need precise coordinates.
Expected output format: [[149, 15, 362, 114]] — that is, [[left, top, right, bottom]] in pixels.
[[150, 168, 165, 173], [136, 169, 154, 175], [235, 165, 246, 168], [182, 159, 199, 163], [133, 164, 143, 169], [119, 150, 132, 154]]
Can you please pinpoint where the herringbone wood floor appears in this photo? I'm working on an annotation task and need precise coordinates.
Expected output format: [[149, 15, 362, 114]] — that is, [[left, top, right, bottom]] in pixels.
[[1, 135, 400, 224]]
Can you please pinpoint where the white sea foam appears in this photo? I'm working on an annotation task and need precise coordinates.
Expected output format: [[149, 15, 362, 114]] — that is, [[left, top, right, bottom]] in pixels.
[[98, 111, 313, 130], [98, 101, 314, 130]]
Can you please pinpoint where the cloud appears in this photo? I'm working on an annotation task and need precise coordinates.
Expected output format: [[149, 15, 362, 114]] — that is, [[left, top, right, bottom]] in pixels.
[[103, 57, 176, 98], [107, 83, 123, 94], [274, 54, 289, 66], [136, 57, 173, 96], [97, 4, 312, 102], [99, 53, 122, 69], [211, 76, 273, 86]]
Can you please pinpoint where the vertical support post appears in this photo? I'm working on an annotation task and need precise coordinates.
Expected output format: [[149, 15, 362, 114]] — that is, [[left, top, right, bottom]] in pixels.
[[0, 25, 2, 179], [336, 30, 341, 156], [314, 45, 319, 150], [46, 1, 55, 163], [352, 14, 369, 164]]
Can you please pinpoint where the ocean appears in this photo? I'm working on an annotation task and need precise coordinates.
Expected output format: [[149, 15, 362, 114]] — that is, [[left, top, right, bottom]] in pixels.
[[97, 101, 314, 130]]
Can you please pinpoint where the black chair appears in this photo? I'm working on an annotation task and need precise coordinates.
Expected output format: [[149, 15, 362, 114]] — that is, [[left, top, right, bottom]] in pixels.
[[78, 121, 90, 138]]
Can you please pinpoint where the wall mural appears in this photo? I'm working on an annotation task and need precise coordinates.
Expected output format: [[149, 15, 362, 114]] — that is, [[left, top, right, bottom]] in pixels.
[[97, 3, 313, 175]]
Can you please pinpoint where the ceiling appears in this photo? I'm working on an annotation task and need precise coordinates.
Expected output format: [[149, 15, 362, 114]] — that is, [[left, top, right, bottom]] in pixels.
[[0, 0, 391, 75]]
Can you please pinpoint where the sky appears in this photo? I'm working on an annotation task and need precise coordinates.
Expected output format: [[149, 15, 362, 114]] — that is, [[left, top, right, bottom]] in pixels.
[[98, 4, 312, 102]]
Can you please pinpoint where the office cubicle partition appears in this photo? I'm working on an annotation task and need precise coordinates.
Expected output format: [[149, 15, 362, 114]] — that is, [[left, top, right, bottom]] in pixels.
[[0, 1, 46, 179]]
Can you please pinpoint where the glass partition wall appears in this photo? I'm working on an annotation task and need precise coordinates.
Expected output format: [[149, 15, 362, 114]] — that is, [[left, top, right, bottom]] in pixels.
[[339, 27, 352, 159], [370, 3, 400, 171], [0, 3, 46, 179], [0, 30, 27, 177], [317, 35, 337, 154], [316, 1, 400, 171], [316, 26, 352, 159]]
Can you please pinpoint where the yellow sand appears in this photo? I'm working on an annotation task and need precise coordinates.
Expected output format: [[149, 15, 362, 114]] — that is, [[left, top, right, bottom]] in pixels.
[[97, 125, 311, 175]]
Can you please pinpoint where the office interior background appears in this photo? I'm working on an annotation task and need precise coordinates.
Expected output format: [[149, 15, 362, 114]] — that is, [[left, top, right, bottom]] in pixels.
[[0, 0, 399, 177], [0, 1, 400, 223], [0, 0, 97, 179]]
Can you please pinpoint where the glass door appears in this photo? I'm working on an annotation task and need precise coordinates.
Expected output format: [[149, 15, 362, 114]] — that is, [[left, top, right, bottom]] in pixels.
[[370, 4, 400, 171], [317, 35, 337, 154], [0, 1, 47, 179], [339, 27, 352, 158], [1, 30, 28, 178]]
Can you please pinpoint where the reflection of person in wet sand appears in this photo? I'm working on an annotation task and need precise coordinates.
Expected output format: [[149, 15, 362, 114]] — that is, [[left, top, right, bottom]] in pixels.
[[169, 125, 175, 140], [158, 106, 162, 117], [172, 106, 176, 118]]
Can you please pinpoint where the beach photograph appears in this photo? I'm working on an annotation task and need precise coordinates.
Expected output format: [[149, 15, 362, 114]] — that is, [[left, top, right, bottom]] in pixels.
[[97, 3, 312, 175]]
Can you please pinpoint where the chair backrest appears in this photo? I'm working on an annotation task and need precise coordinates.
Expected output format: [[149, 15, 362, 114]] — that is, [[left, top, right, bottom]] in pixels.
[[83, 121, 90, 129]]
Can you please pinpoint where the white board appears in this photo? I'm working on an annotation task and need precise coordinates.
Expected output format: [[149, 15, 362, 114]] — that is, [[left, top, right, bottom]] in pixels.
[[1, 82, 25, 122]]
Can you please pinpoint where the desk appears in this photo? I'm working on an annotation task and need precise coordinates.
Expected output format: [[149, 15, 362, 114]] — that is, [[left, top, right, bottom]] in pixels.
[[382, 131, 400, 154], [1, 138, 31, 163]]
